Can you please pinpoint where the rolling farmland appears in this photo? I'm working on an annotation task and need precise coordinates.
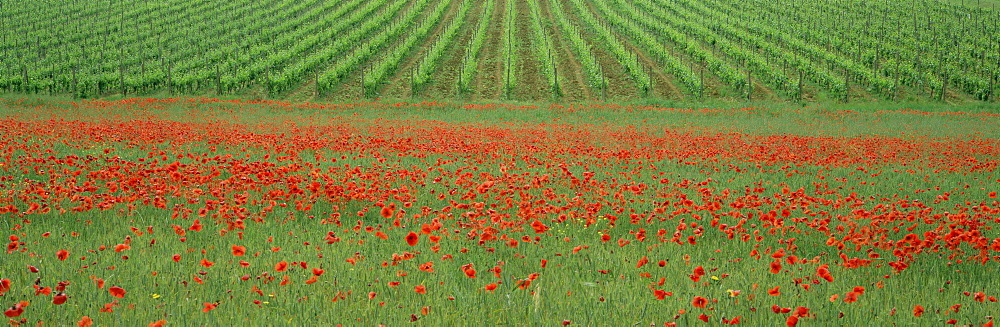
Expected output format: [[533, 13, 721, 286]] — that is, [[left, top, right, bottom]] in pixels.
[[2, 0, 999, 102]]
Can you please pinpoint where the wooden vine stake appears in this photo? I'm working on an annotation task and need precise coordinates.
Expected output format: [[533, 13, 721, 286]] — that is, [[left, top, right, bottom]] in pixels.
[[798, 70, 804, 101]]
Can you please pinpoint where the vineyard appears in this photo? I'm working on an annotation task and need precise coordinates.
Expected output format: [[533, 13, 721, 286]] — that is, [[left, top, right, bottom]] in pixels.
[[2, 0, 999, 102]]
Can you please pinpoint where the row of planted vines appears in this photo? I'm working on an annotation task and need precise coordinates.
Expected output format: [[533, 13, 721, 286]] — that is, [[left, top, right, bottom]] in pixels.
[[1, 97, 999, 325], [1, 0, 998, 102]]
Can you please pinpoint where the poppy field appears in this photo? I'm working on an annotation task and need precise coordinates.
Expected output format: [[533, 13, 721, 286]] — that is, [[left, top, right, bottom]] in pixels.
[[1, 97, 999, 326]]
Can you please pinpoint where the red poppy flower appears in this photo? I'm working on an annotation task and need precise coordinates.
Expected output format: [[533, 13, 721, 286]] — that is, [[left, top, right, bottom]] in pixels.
[[698, 314, 710, 322], [231, 245, 246, 257], [53, 292, 68, 305], [484, 283, 498, 292], [636, 256, 649, 268], [34, 286, 52, 296], [786, 315, 798, 327], [380, 206, 394, 219], [464, 268, 477, 279], [913, 305, 924, 317], [149, 320, 166, 327], [769, 260, 782, 274], [843, 292, 859, 303], [414, 285, 427, 294], [172, 254, 181, 263], [405, 232, 419, 246], [312, 268, 325, 276], [852, 286, 865, 295], [109, 286, 126, 298], [57, 249, 70, 261], [113, 244, 130, 253], [274, 261, 288, 272], [202, 302, 217, 313], [531, 220, 549, 233], [654, 289, 672, 300], [78, 316, 93, 327], [4, 302, 25, 318], [0, 279, 10, 296], [27, 265, 39, 273], [692, 296, 708, 308], [200, 259, 215, 268], [767, 286, 780, 296]]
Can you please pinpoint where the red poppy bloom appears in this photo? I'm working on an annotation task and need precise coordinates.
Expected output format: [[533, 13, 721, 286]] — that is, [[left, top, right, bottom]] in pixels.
[[464, 268, 477, 279], [149, 320, 166, 327], [4, 302, 25, 318], [769, 260, 782, 274], [767, 286, 780, 296], [852, 286, 865, 295], [231, 245, 246, 257], [172, 254, 181, 263], [53, 292, 68, 305], [78, 316, 93, 327], [692, 296, 708, 308], [200, 259, 214, 268], [484, 283, 498, 292], [312, 268, 325, 276], [113, 244, 130, 253], [414, 285, 427, 294], [654, 289, 672, 300], [913, 305, 924, 317], [0, 279, 10, 296], [786, 315, 798, 327], [531, 220, 549, 233], [405, 232, 419, 246], [275, 261, 288, 272], [34, 286, 52, 296], [698, 314, 710, 322], [109, 286, 126, 298], [636, 256, 649, 268], [57, 249, 70, 261], [380, 206, 394, 219], [419, 262, 434, 273], [202, 302, 217, 313]]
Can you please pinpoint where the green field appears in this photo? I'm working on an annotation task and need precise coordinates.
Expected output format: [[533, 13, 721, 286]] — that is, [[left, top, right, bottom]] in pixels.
[[2, 0, 999, 103], [3, 0, 1000, 325]]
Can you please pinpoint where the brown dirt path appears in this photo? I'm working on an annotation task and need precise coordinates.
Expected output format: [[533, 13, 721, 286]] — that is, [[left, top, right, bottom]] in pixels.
[[538, 0, 592, 101]]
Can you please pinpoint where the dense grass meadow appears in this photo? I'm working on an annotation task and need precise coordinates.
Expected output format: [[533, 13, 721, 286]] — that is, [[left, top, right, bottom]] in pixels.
[[0, 96, 998, 326]]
